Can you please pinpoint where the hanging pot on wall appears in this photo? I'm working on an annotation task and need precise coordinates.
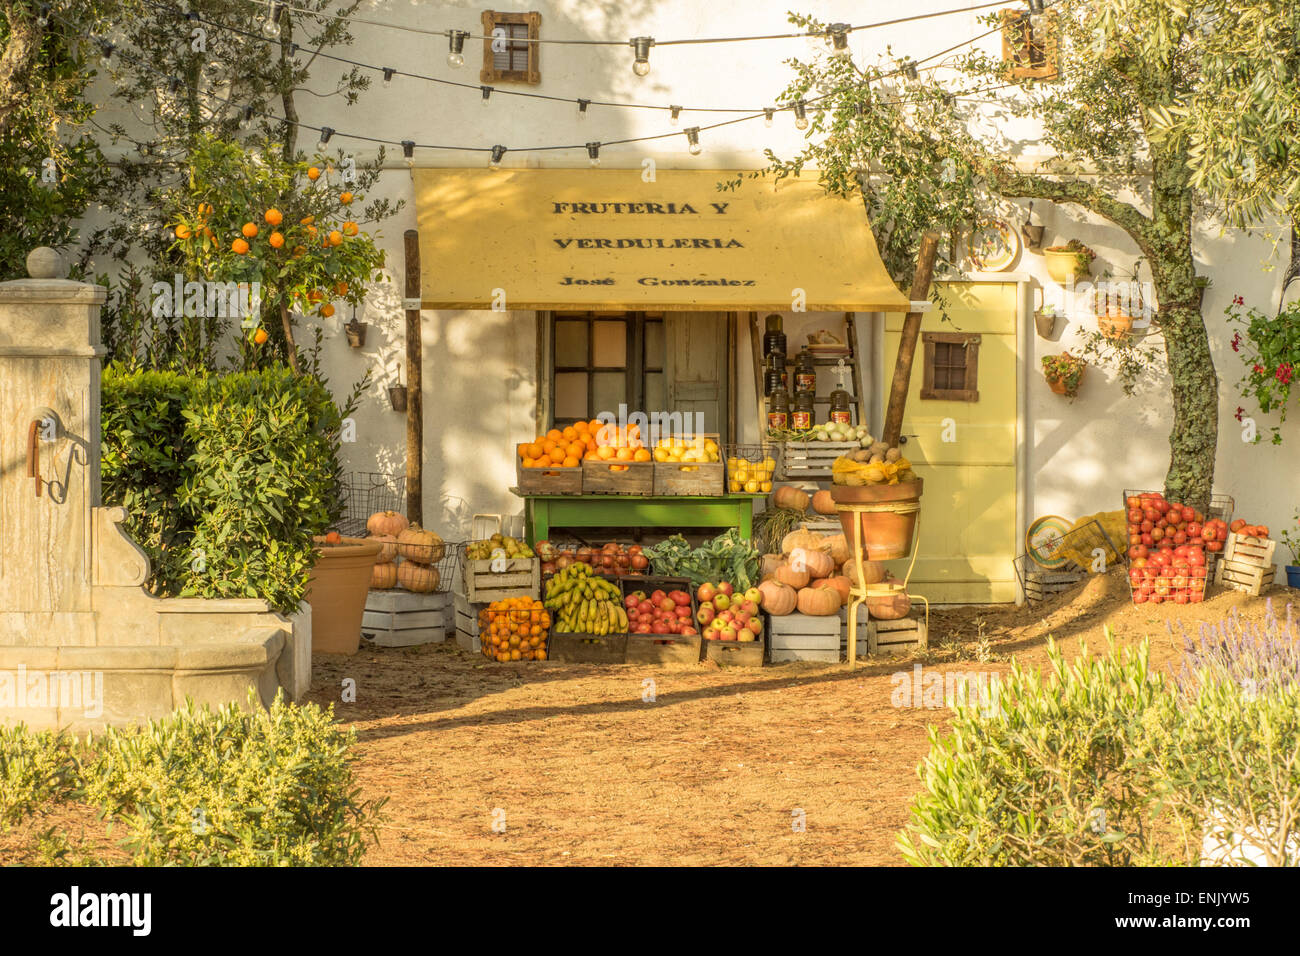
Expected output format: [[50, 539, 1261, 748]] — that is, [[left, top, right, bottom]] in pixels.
[[1034, 310, 1059, 338], [388, 384, 408, 412], [345, 320, 368, 348]]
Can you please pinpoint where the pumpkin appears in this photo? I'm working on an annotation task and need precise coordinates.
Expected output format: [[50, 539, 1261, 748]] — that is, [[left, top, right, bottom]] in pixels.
[[757, 580, 798, 615], [760, 553, 785, 579], [797, 586, 841, 616], [398, 560, 441, 593], [370, 562, 398, 589], [866, 587, 910, 620], [371, 534, 398, 564], [844, 559, 887, 587], [771, 486, 810, 513], [366, 509, 409, 537], [781, 524, 824, 555], [791, 546, 835, 580], [823, 533, 850, 567], [812, 574, 851, 604], [772, 561, 810, 590], [811, 490, 837, 515], [397, 525, 445, 564]]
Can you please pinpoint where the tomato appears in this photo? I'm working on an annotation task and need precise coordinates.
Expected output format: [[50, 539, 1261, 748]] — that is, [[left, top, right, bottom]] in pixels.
[[1129, 569, 1145, 585], [1151, 526, 1165, 542], [1191, 565, 1207, 578], [1207, 541, 1224, 552], [1128, 509, 1143, 523], [1181, 506, 1195, 523], [1143, 507, 1160, 523], [1129, 533, 1142, 546], [1133, 592, 1148, 604], [1187, 550, 1205, 567], [1230, 518, 1247, 533], [1154, 500, 1171, 514], [1186, 521, 1201, 537], [1140, 533, 1154, 547], [1202, 526, 1217, 542], [1172, 574, 1188, 589], [1189, 591, 1204, 603], [1150, 594, 1164, 604], [1174, 592, 1189, 604], [1129, 545, 1149, 561], [1127, 496, 1143, 510]]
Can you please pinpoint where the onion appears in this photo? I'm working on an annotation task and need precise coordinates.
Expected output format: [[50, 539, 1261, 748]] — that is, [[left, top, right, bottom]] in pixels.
[[576, 547, 593, 562], [630, 554, 649, 570], [541, 561, 557, 575], [555, 554, 573, 570]]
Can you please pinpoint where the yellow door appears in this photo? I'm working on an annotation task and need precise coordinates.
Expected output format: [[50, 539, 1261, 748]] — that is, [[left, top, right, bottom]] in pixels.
[[882, 282, 1019, 603]]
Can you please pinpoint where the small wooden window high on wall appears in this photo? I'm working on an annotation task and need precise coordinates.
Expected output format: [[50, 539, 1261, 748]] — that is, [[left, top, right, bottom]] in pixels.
[[920, 332, 980, 402], [1001, 10, 1058, 81], [482, 11, 541, 84]]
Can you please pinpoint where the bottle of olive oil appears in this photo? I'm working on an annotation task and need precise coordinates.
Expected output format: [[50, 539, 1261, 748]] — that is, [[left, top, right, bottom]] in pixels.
[[829, 359, 852, 426]]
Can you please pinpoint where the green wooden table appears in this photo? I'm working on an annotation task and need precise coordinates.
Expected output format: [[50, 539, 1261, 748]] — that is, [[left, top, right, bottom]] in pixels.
[[511, 490, 763, 543]]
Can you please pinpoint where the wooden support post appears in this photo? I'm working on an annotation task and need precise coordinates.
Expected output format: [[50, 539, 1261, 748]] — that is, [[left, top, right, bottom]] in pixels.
[[403, 229, 423, 526], [881, 231, 940, 447]]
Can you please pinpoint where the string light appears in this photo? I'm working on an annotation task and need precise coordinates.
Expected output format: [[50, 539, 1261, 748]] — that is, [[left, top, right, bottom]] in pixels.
[[902, 58, 919, 81], [685, 127, 702, 155], [586, 142, 601, 166], [630, 36, 654, 76], [318, 126, 334, 147], [480, 85, 493, 106], [383, 67, 395, 87], [763, 108, 774, 127], [826, 23, 850, 55], [238, 105, 255, 129], [402, 140, 415, 168], [264, 1, 282, 37], [577, 98, 590, 120], [36, 3, 51, 27], [447, 29, 468, 68], [793, 100, 809, 130], [489, 145, 507, 168], [669, 105, 682, 126]]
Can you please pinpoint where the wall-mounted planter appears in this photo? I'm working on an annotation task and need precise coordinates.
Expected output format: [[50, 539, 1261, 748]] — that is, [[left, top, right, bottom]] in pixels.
[[1021, 223, 1045, 252], [1034, 310, 1059, 339], [1098, 314, 1135, 341], [1046, 366, 1085, 396], [345, 320, 368, 348], [388, 385, 408, 412], [1044, 246, 1095, 284]]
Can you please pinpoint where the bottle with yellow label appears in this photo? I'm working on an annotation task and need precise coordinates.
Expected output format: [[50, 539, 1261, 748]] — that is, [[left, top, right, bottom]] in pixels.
[[792, 389, 815, 430], [767, 384, 790, 431], [829, 359, 852, 425]]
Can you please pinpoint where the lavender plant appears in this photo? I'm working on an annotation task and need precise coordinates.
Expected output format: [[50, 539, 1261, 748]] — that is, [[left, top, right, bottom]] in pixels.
[[1172, 599, 1300, 696]]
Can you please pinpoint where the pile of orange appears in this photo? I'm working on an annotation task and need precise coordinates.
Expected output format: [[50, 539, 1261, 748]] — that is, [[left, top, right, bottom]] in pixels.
[[480, 597, 549, 662], [517, 420, 653, 471]]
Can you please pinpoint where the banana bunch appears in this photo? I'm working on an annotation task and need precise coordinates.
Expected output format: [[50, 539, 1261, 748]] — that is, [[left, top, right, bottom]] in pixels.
[[543, 562, 629, 635]]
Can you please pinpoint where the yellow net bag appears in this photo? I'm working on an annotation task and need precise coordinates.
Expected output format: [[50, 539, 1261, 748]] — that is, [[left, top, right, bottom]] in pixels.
[[1055, 510, 1127, 571], [831, 455, 915, 486]]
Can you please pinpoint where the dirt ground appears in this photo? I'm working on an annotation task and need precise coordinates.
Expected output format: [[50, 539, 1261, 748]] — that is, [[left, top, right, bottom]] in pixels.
[[3, 571, 1293, 866]]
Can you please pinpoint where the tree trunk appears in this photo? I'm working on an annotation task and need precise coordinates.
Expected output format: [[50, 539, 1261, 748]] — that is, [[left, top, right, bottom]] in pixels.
[[279, 14, 298, 160], [279, 301, 299, 373]]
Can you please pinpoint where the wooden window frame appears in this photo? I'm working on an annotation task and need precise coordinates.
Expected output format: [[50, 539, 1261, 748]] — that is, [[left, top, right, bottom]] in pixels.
[[1001, 10, 1059, 81], [920, 332, 980, 402], [481, 11, 541, 84], [546, 312, 664, 427]]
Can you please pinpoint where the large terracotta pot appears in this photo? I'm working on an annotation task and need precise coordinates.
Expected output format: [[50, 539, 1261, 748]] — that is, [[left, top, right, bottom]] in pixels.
[[831, 479, 924, 561], [305, 536, 382, 655]]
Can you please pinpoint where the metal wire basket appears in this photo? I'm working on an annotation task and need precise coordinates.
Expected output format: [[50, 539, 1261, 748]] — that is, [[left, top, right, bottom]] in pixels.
[[722, 443, 780, 494], [336, 471, 405, 537], [1012, 518, 1119, 603]]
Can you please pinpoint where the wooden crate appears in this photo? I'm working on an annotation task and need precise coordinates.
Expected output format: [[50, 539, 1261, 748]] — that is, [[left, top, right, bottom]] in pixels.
[[462, 557, 540, 604], [453, 589, 486, 637], [768, 613, 841, 662], [701, 635, 765, 667], [361, 590, 450, 647], [549, 632, 628, 663], [653, 461, 724, 496], [454, 628, 481, 655], [515, 459, 583, 495], [582, 458, 655, 495], [1022, 569, 1085, 602], [625, 632, 703, 665], [801, 515, 843, 535], [1215, 559, 1276, 596], [868, 616, 928, 655], [777, 441, 860, 481], [1224, 532, 1277, 568]]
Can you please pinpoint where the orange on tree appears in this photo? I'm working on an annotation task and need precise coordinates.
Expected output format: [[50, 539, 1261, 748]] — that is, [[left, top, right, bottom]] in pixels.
[[334, 281, 349, 296], [307, 166, 321, 181], [174, 223, 192, 239], [231, 237, 249, 255], [268, 231, 285, 248], [342, 221, 359, 236], [300, 215, 315, 225], [328, 230, 343, 246], [320, 303, 336, 318], [339, 191, 354, 204], [241, 221, 258, 239], [264, 208, 283, 226], [253, 327, 269, 344], [291, 245, 306, 258]]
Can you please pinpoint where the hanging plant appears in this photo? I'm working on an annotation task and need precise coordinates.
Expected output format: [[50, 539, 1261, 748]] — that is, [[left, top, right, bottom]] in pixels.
[[1227, 297, 1300, 445], [1042, 351, 1087, 398]]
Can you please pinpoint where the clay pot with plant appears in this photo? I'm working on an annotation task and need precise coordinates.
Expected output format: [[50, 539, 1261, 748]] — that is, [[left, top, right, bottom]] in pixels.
[[1042, 351, 1087, 398], [1279, 518, 1300, 589], [1043, 239, 1096, 284]]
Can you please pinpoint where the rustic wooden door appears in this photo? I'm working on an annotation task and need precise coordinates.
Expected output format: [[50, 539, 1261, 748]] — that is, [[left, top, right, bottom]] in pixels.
[[666, 313, 729, 442]]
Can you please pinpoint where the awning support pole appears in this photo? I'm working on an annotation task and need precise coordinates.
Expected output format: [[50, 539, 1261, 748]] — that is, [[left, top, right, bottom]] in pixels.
[[403, 229, 424, 526], [881, 231, 940, 447]]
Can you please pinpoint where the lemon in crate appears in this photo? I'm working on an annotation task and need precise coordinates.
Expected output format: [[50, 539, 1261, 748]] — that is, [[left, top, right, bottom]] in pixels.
[[726, 450, 776, 494], [653, 435, 720, 472]]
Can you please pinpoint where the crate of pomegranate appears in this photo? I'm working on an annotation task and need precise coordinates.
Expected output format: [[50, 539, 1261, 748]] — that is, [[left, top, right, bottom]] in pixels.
[[1121, 490, 1232, 605]]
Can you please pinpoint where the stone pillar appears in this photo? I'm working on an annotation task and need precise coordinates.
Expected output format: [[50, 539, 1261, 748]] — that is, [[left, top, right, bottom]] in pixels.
[[0, 249, 106, 645]]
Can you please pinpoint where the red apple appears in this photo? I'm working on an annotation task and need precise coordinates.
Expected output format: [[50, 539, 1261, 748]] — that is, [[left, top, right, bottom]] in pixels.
[[696, 583, 716, 604], [717, 582, 734, 597]]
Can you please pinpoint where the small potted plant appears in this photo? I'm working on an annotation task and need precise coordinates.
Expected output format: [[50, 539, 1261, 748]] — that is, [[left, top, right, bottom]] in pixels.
[[1280, 516, 1300, 589], [1043, 239, 1096, 284], [1042, 351, 1086, 398]]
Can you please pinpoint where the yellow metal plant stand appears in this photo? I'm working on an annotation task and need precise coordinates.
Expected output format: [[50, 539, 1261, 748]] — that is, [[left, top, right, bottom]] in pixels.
[[840, 500, 930, 667]]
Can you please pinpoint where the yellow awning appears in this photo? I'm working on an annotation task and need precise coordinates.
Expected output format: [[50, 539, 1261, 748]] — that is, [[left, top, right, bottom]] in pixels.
[[412, 168, 910, 312]]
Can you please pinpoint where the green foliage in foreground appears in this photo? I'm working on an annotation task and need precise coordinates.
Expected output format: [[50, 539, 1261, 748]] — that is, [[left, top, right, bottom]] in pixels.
[[1, 693, 383, 866]]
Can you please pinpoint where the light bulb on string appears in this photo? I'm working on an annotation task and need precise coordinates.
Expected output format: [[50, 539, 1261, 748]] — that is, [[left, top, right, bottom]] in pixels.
[[669, 105, 682, 126], [383, 68, 395, 88], [98, 41, 116, 70], [629, 37, 654, 77], [402, 140, 415, 169], [586, 142, 601, 167], [481, 85, 493, 107], [489, 145, 506, 168], [685, 127, 702, 156], [793, 100, 808, 130], [238, 105, 254, 130], [264, 2, 283, 38], [36, 3, 50, 27], [826, 23, 850, 57], [577, 98, 590, 121], [763, 108, 774, 128], [447, 30, 468, 68], [318, 126, 334, 148]]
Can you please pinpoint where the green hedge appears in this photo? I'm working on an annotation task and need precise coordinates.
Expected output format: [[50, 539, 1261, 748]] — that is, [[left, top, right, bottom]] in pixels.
[[101, 365, 345, 614]]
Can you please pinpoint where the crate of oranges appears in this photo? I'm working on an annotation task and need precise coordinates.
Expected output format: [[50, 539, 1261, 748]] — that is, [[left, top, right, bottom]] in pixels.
[[581, 421, 655, 495], [652, 433, 724, 495], [724, 444, 778, 494], [479, 596, 551, 662], [516, 423, 598, 495]]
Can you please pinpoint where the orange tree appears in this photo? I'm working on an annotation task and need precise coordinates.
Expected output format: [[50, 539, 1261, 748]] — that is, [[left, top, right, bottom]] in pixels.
[[168, 133, 385, 372]]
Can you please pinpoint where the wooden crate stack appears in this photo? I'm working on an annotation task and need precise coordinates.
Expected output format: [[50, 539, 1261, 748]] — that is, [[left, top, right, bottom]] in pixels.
[[453, 588, 484, 654], [1021, 568, 1086, 603], [582, 458, 655, 495], [462, 556, 540, 604], [516, 460, 582, 495], [362, 590, 450, 647], [777, 441, 860, 482], [768, 613, 841, 662], [1215, 533, 1277, 596], [839, 608, 929, 656]]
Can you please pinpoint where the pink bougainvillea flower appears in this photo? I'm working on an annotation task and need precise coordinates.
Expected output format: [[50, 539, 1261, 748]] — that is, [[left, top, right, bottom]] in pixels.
[[1253, 364, 1266, 374]]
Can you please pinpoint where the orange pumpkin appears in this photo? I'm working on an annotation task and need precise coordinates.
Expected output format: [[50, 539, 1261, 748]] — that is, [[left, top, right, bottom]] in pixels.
[[811, 490, 837, 515], [757, 580, 797, 615], [845, 559, 887, 587], [792, 546, 835, 580], [823, 533, 850, 567], [772, 561, 810, 590], [397, 560, 440, 593], [866, 588, 910, 620], [367, 510, 409, 537], [371, 534, 398, 564], [797, 586, 841, 616], [370, 562, 398, 589], [771, 486, 810, 513], [812, 575, 851, 604], [397, 525, 445, 565]]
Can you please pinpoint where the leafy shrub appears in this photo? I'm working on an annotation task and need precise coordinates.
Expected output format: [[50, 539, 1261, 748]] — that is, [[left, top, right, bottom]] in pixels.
[[898, 635, 1171, 866], [0, 725, 80, 829], [80, 692, 383, 866], [101, 364, 346, 613]]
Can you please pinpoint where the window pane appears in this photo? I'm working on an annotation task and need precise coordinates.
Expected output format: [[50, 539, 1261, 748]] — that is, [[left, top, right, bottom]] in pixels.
[[593, 320, 627, 367], [592, 372, 626, 416], [555, 320, 588, 367], [555, 373, 588, 420], [644, 372, 666, 413], [644, 320, 665, 369]]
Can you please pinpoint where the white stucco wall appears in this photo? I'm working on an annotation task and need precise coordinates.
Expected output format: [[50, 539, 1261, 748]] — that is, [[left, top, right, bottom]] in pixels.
[[81, 0, 1298, 548]]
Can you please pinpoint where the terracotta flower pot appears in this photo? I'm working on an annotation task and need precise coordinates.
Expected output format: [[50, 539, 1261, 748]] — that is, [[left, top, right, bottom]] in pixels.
[[305, 535, 382, 655], [831, 479, 924, 561], [1098, 314, 1134, 341], [1046, 365, 1084, 396]]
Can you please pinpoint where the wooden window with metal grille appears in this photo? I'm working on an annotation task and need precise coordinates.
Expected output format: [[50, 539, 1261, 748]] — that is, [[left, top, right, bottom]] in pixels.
[[1001, 10, 1058, 81], [481, 11, 541, 84], [920, 332, 980, 402]]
